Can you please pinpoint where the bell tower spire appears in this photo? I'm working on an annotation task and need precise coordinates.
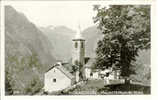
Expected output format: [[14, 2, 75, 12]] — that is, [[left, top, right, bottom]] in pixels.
[[72, 25, 85, 82], [75, 24, 84, 40]]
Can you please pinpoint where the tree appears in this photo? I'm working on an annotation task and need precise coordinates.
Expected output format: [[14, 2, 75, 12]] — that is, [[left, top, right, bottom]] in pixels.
[[93, 5, 150, 77], [5, 70, 13, 95]]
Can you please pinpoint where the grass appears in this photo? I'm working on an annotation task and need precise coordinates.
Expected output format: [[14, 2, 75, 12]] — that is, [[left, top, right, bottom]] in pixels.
[[83, 79, 105, 88], [59, 79, 104, 95], [67, 79, 150, 95], [43, 79, 150, 95], [97, 83, 150, 95]]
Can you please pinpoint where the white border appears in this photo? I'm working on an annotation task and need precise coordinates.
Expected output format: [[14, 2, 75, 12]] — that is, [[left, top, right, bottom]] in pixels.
[[0, 0, 157, 100], [0, 0, 5, 99]]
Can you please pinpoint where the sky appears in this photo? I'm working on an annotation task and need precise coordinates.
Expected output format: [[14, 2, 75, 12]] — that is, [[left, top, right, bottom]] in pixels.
[[4, 1, 108, 30]]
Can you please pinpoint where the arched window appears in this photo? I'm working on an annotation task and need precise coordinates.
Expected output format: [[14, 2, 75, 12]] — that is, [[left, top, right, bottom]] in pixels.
[[75, 42, 78, 48]]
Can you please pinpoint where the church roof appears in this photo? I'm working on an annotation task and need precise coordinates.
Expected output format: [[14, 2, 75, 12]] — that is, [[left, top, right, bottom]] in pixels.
[[46, 62, 75, 80], [62, 63, 78, 74], [56, 65, 75, 80], [85, 58, 96, 68]]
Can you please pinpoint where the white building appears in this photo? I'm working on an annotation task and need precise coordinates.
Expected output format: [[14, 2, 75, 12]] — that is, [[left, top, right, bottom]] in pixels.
[[44, 62, 75, 92], [84, 58, 100, 79]]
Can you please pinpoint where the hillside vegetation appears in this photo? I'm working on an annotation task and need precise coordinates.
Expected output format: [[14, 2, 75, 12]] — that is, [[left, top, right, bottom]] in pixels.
[[5, 6, 56, 95], [40, 26, 76, 61]]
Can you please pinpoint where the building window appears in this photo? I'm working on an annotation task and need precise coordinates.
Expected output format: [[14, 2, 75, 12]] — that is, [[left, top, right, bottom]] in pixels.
[[81, 42, 84, 48], [106, 73, 109, 77], [90, 72, 93, 77], [53, 78, 56, 82], [75, 42, 78, 48], [75, 60, 78, 65]]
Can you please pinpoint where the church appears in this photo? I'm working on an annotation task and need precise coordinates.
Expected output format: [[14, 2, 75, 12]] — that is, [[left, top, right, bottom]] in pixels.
[[44, 27, 121, 93]]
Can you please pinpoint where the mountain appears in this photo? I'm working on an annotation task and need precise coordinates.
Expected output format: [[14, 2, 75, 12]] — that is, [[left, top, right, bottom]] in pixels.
[[82, 26, 103, 57], [41, 24, 150, 63], [131, 49, 151, 85], [40, 25, 103, 61], [40, 26, 76, 61], [5, 6, 56, 95], [136, 49, 150, 65]]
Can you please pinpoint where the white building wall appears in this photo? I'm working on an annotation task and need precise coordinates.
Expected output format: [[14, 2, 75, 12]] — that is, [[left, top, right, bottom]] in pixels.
[[85, 68, 100, 79], [92, 72, 99, 79], [85, 68, 91, 79], [75, 70, 80, 82], [44, 67, 72, 92]]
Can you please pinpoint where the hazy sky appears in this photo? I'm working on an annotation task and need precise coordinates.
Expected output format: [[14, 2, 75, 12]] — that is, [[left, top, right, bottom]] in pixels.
[[5, 1, 108, 30]]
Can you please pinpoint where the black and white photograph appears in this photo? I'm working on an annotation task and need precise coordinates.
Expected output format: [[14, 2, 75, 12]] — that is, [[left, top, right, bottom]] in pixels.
[[0, 0, 155, 98]]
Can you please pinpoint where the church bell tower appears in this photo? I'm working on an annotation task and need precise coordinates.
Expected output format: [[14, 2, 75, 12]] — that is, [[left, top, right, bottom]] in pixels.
[[72, 25, 85, 82]]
